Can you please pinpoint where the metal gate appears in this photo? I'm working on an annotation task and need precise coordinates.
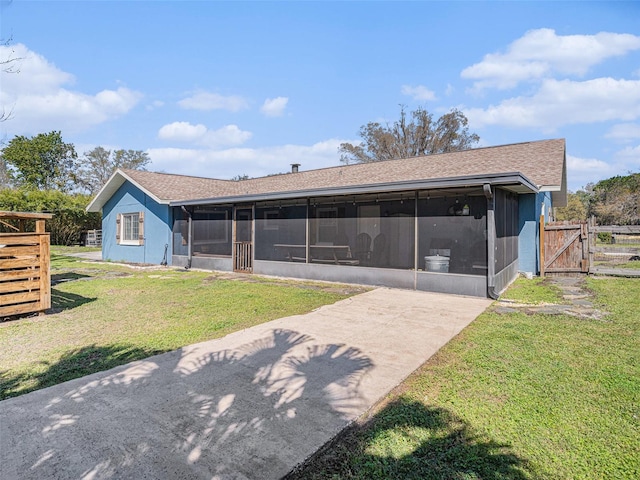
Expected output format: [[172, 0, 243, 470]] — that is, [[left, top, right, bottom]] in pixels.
[[541, 221, 588, 276], [233, 208, 253, 273]]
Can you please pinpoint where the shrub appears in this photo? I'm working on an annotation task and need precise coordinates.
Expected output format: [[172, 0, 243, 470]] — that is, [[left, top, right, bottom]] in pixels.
[[0, 188, 100, 245], [597, 232, 612, 244]]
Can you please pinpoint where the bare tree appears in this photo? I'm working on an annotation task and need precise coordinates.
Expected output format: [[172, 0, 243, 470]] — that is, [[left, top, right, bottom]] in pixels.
[[1, 35, 22, 123], [339, 106, 480, 164], [230, 174, 250, 181], [78, 147, 150, 194]]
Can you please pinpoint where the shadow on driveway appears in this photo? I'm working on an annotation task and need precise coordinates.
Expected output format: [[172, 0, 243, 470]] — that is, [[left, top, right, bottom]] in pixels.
[[1, 328, 373, 479]]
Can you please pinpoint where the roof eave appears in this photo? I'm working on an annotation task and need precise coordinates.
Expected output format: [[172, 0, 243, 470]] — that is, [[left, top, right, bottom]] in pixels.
[[171, 172, 540, 207], [86, 169, 169, 212]]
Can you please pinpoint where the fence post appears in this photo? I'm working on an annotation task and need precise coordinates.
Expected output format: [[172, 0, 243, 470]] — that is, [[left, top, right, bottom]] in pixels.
[[39, 233, 51, 313], [540, 214, 545, 278], [588, 216, 595, 274]]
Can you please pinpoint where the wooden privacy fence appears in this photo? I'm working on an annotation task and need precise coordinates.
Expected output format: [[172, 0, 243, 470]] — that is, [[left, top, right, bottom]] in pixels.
[[541, 220, 589, 275], [0, 211, 53, 318], [542, 217, 640, 277]]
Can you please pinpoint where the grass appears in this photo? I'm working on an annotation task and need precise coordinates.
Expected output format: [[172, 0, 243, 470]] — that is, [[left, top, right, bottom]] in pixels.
[[288, 277, 640, 480], [50, 245, 102, 254], [498, 277, 563, 304], [594, 259, 640, 270], [0, 252, 366, 400]]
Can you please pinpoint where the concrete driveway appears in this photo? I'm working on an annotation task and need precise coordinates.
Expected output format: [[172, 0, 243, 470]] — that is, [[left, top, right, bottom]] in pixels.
[[64, 250, 102, 261], [0, 288, 491, 480]]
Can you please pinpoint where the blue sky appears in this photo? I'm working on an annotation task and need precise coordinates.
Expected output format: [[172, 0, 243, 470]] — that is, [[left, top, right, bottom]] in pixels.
[[1, 1, 639, 192]]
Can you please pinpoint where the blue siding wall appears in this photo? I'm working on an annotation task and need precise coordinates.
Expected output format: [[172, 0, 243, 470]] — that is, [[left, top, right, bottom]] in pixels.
[[102, 182, 172, 265], [518, 192, 553, 275]]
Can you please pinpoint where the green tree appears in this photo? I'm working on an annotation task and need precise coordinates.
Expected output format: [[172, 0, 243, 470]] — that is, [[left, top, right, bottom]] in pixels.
[[339, 106, 480, 164], [590, 172, 639, 225], [555, 191, 590, 221], [77, 147, 150, 194], [0, 157, 13, 189], [1, 131, 78, 191]]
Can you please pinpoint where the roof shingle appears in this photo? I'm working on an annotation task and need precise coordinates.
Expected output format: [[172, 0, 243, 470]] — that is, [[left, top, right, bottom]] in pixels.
[[88, 139, 566, 211]]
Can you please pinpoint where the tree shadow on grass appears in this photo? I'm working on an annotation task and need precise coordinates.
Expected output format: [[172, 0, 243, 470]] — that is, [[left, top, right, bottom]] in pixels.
[[0, 343, 165, 400], [286, 397, 531, 480], [51, 271, 93, 286], [49, 287, 96, 312]]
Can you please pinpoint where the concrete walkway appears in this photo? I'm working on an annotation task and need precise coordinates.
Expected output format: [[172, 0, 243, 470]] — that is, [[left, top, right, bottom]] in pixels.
[[64, 250, 102, 261], [0, 288, 491, 480]]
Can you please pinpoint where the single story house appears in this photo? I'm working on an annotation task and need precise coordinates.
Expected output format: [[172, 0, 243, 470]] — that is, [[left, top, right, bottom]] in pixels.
[[87, 138, 567, 298]]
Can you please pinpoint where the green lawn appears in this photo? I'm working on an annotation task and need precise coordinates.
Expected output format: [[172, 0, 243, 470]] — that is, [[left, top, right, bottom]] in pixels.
[[288, 277, 640, 480], [594, 259, 640, 270], [0, 253, 365, 400]]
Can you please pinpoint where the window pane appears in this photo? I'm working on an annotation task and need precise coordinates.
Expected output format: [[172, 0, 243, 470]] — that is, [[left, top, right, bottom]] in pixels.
[[417, 192, 487, 275], [122, 213, 139, 242], [309, 197, 414, 269], [494, 188, 518, 272], [171, 206, 232, 256], [192, 206, 232, 256], [255, 204, 307, 261], [172, 207, 188, 255]]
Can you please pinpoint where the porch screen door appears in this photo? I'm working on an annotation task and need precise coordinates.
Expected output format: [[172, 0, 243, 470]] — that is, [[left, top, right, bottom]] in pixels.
[[234, 207, 253, 272]]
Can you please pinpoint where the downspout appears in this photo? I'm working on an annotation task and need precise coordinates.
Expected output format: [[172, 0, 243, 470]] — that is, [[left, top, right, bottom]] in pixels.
[[181, 206, 192, 269], [484, 184, 499, 300]]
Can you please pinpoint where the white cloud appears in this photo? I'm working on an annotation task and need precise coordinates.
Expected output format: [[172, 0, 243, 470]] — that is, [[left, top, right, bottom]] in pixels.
[[445, 84, 455, 96], [147, 138, 349, 179], [260, 97, 289, 117], [465, 78, 640, 130], [158, 122, 208, 142], [614, 144, 640, 173], [177, 91, 249, 112], [146, 100, 165, 111], [0, 44, 73, 94], [157, 121, 252, 148], [462, 29, 640, 90], [567, 154, 612, 174], [605, 123, 640, 141], [566, 149, 640, 191], [567, 154, 616, 190], [0, 43, 141, 134], [401, 85, 436, 101]]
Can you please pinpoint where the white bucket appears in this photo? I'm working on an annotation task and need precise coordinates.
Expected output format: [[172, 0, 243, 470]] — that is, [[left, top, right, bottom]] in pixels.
[[424, 255, 450, 273]]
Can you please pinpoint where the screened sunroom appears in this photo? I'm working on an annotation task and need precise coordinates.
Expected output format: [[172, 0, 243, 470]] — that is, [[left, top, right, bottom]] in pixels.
[[171, 184, 519, 298]]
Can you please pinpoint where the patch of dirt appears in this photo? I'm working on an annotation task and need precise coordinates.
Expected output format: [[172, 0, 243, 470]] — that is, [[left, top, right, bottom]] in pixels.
[[495, 276, 608, 321], [203, 273, 370, 295]]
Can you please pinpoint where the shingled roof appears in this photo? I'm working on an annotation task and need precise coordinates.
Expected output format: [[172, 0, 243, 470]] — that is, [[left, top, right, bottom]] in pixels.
[[87, 138, 566, 212]]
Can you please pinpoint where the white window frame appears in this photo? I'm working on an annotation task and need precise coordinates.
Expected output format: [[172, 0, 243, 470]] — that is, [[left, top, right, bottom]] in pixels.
[[263, 210, 280, 231], [316, 207, 338, 244], [117, 212, 144, 246]]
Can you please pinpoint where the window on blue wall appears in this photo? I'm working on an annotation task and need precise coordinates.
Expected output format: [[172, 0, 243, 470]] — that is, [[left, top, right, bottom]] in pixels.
[[117, 212, 144, 246]]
